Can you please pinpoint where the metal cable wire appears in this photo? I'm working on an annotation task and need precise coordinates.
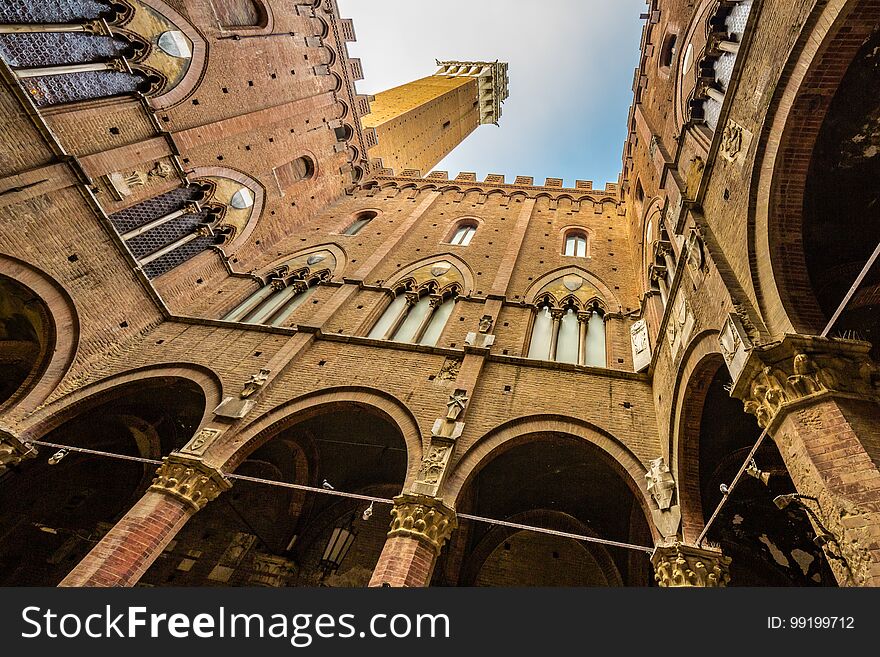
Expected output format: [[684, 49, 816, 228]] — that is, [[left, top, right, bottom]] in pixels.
[[29, 440, 655, 554]]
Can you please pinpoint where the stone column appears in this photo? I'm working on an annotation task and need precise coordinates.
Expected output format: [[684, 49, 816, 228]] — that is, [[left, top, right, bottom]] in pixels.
[[577, 311, 590, 366], [369, 494, 457, 588], [548, 309, 564, 361], [652, 542, 731, 587], [59, 454, 230, 587], [730, 335, 880, 586]]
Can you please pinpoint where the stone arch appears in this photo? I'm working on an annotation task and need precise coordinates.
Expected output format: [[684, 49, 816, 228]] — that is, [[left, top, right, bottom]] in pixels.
[[188, 166, 265, 254], [382, 253, 476, 297], [749, 0, 876, 337], [443, 414, 656, 542], [255, 243, 347, 281], [17, 363, 223, 442], [0, 254, 79, 414], [212, 386, 425, 489]]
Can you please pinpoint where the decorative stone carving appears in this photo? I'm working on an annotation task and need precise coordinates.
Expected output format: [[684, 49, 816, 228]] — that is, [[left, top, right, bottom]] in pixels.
[[150, 455, 231, 512], [445, 389, 469, 421], [478, 315, 494, 334], [730, 335, 880, 429], [631, 319, 651, 372], [415, 443, 452, 488], [181, 427, 222, 457], [652, 542, 731, 587], [718, 312, 752, 382], [0, 428, 37, 475], [240, 369, 270, 399], [718, 118, 753, 166], [388, 493, 457, 555], [646, 458, 675, 510], [149, 161, 174, 179], [685, 229, 704, 271], [437, 358, 461, 381], [563, 274, 583, 292]]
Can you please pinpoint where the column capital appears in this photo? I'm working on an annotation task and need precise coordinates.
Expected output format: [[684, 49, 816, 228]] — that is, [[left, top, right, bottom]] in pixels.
[[730, 334, 880, 429], [149, 454, 231, 512], [388, 493, 457, 555], [651, 542, 731, 587], [0, 427, 37, 475]]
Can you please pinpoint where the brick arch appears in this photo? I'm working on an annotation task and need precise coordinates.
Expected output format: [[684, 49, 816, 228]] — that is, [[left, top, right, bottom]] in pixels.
[[139, 0, 209, 109], [443, 415, 657, 543], [524, 265, 622, 312], [749, 0, 877, 337], [15, 363, 223, 443], [456, 509, 623, 587], [667, 330, 726, 543], [0, 254, 79, 415], [211, 387, 425, 489]]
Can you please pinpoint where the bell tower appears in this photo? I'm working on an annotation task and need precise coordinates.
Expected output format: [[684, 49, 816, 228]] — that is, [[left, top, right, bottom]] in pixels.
[[361, 60, 509, 176]]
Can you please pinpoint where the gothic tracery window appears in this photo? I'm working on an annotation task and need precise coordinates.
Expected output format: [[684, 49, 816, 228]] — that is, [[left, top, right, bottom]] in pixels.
[[368, 283, 458, 346], [0, 1, 192, 107], [527, 297, 606, 367], [223, 271, 325, 327]]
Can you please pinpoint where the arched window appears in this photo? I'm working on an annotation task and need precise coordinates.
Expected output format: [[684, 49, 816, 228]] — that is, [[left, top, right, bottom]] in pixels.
[[212, 0, 267, 28], [660, 33, 678, 70], [0, 3, 189, 107], [448, 222, 477, 246], [527, 299, 606, 367], [108, 182, 235, 279], [343, 211, 376, 236], [275, 156, 316, 189], [224, 275, 324, 327], [564, 231, 588, 258], [368, 287, 458, 346]]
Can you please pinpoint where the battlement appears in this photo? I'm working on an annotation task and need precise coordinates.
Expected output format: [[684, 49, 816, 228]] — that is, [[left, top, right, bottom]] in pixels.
[[372, 168, 621, 198]]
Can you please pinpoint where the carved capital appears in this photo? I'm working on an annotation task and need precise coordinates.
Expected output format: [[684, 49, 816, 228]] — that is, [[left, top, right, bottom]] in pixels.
[[388, 494, 457, 555], [0, 428, 37, 474], [652, 542, 731, 587], [730, 335, 880, 429], [150, 455, 231, 512]]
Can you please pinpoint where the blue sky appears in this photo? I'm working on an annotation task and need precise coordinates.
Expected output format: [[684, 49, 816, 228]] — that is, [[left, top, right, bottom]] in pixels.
[[338, 0, 647, 188]]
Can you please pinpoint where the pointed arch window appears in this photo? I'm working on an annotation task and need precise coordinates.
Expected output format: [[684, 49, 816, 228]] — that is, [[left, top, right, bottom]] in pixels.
[[368, 285, 458, 346], [223, 271, 327, 327], [527, 298, 606, 367], [448, 222, 477, 246], [343, 211, 376, 236], [564, 230, 588, 258]]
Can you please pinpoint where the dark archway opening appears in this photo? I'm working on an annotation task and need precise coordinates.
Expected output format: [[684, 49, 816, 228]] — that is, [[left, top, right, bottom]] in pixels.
[[804, 28, 880, 354], [0, 275, 52, 409], [439, 434, 653, 587], [0, 379, 205, 585], [697, 367, 836, 586], [140, 405, 408, 587]]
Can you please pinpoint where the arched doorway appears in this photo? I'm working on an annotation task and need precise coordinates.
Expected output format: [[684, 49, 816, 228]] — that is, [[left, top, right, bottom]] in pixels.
[[442, 433, 653, 587], [139, 403, 409, 587], [0, 378, 205, 585], [802, 27, 880, 353], [680, 358, 836, 585], [0, 275, 52, 408]]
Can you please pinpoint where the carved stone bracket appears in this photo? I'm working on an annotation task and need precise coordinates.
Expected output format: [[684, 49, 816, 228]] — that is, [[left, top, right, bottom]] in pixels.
[[730, 335, 880, 429], [0, 427, 37, 475], [388, 493, 457, 555], [652, 542, 731, 587], [249, 553, 297, 587], [150, 454, 231, 512]]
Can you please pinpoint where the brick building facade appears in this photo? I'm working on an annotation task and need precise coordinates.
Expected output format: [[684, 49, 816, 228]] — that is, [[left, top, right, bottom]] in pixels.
[[0, 0, 878, 587]]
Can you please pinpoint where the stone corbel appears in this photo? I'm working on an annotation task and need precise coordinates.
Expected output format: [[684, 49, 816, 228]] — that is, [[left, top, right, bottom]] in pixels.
[[150, 454, 231, 512], [0, 427, 37, 475], [652, 541, 731, 587], [214, 368, 271, 419], [645, 457, 681, 538]]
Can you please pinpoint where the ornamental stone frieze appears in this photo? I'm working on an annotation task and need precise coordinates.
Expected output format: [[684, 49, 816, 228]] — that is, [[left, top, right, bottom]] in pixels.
[[0, 427, 37, 475], [730, 335, 879, 429], [652, 542, 731, 588], [150, 454, 231, 512], [388, 493, 457, 555]]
